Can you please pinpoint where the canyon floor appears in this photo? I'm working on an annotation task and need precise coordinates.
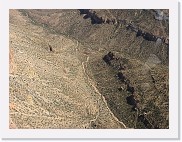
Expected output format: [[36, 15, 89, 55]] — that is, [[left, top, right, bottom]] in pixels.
[[9, 9, 169, 129]]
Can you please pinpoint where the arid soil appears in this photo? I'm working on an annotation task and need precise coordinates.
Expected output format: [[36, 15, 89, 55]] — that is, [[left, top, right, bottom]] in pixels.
[[9, 9, 169, 129]]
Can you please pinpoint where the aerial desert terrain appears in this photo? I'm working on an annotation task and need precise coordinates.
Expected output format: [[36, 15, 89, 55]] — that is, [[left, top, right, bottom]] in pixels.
[[9, 9, 169, 129]]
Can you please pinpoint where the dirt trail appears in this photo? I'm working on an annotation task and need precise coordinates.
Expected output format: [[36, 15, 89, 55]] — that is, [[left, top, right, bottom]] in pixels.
[[82, 56, 127, 128]]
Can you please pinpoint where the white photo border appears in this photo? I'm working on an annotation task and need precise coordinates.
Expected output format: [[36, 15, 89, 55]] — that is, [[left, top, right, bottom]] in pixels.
[[0, 0, 179, 139]]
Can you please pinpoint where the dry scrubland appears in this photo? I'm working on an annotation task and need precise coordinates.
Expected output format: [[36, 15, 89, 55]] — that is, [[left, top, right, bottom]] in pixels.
[[9, 9, 169, 129]]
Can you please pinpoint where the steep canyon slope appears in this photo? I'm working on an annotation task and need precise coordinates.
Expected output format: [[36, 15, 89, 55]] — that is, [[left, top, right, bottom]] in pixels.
[[9, 9, 169, 129]]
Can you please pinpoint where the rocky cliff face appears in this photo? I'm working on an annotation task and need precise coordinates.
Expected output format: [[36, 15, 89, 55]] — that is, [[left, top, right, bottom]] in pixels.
[[10, 9, 169, 129]]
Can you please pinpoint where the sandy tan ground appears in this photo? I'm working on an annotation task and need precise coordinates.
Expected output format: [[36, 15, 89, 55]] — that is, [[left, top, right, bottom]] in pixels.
[[9, 10, 127, 129]]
